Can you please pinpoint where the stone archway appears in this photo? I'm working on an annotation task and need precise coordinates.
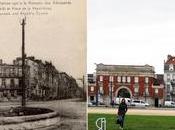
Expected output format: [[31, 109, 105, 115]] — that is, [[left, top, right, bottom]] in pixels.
[[115, 86, 132, 98]]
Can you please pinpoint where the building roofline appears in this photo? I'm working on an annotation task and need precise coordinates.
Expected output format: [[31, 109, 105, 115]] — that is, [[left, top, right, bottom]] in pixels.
[[96, 63, 154, 68]]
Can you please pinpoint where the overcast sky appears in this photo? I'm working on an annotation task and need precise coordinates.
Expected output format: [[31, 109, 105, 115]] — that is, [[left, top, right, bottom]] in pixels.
[[87, 0, 175, 74]]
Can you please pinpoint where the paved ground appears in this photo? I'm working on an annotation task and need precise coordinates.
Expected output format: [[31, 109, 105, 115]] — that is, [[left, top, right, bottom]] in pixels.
[[0, 99, 86, 130], [47, 99, 87, 130], [88, 107, 175, 116]]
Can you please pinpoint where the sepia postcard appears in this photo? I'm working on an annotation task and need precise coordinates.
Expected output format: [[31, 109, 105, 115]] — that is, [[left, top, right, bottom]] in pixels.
[[0, 0, 86, 129]]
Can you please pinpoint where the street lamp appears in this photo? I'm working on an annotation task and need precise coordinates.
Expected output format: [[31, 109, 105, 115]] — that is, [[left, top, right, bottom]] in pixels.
[[96, 81, 99, 106], [96, 75, 103, 106], [20, 17, 26, 107], [144, 87, 146, 102], [109, 76, 113, 106]]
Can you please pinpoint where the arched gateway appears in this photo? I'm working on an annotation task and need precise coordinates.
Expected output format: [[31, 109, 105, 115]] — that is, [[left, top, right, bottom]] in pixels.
[[115, 86, 132, 98]]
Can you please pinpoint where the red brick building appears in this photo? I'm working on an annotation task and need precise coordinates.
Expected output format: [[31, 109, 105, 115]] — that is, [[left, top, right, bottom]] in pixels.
[[88, 74, 96, 103], [88, 63, 164, 106]]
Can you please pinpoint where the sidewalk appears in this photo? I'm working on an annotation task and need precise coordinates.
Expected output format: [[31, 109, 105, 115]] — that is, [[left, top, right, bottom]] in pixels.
[[88, 107, 175, 116]]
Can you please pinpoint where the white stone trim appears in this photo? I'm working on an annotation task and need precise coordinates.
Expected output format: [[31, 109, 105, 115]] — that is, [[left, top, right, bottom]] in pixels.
[[96, 71, 155, 77], [115, 86, 133, 98]]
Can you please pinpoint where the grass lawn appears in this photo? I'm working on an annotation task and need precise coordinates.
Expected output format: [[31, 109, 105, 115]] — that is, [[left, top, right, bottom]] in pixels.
[[88, 113, 175, 130]]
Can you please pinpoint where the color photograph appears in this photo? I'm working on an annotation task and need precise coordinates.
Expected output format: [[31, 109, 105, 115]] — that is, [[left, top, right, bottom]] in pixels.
[[88, 0, 175, 130]]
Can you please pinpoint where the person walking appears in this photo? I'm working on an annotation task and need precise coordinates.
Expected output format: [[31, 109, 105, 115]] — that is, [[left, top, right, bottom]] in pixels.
[[111, 99, 115, 107], [117, 98, 128, 130]]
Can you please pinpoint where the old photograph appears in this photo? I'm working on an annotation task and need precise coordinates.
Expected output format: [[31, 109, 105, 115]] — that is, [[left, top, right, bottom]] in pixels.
[[0, 0, 86, 129]]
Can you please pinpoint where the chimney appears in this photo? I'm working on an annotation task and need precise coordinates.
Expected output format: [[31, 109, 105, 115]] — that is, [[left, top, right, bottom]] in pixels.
[[167, 55, 172, 60]]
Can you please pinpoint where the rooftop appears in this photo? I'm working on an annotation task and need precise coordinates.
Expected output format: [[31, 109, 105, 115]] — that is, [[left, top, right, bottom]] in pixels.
[[165, 55, 175, 64], [96, 63, 155, 73]]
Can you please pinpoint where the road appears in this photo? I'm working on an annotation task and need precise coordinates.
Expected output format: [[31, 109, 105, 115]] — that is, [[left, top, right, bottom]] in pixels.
[[0, 99, 86, 130], [88, 107, 175, 116]]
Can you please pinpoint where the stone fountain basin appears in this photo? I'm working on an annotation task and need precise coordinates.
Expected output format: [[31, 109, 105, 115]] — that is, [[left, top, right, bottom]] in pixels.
[[0, 107, 59, 125]]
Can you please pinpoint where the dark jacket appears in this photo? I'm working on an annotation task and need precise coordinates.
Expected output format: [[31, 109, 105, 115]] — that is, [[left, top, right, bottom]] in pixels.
[[118, 102, 128, 115]]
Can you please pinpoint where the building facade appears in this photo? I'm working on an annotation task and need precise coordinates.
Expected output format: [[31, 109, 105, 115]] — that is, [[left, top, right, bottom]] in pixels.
[[89, 63, 164, 106], [164, 55, 175, 101], [88, 73, 96, 103], [153, 74, 165, 107], [0, 56, 79, 101], [0, 60, 23, 101], [57, 72, 79, 99]]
